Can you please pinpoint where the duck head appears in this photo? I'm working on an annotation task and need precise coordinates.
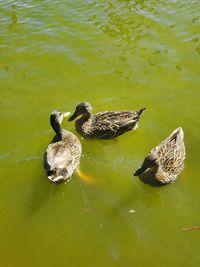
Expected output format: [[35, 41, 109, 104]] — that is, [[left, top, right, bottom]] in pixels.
[[68, 102, 92, 121], [50, 110, 71, 134], [134, 154, 158, 176]]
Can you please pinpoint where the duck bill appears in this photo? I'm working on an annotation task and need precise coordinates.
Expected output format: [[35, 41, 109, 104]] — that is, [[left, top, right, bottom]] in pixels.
[[134, 165, 147, 176], [63, 112, 71, 118], [68, 110, 79, 121]]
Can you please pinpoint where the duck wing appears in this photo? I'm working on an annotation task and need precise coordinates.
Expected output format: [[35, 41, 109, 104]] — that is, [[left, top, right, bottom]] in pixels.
[[90, 109, 145, 138], [44, 141, 75, 183], [151, 127, 185, 177], [44, 131, 82, 184]]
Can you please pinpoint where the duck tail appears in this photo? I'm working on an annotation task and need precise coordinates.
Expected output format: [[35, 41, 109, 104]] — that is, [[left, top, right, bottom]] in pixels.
[[169, 127, 184, 143]]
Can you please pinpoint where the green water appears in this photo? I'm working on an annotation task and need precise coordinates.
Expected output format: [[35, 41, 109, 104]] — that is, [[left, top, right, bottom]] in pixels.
[[1, 0, 200, 266]]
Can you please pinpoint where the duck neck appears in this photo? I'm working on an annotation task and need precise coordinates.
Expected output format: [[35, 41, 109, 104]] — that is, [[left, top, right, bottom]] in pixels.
[[75, 112, 91, 136], [146, 165, 160, 179], [51, 118, 63, 140], [151, 165, 159, 175], [78, 111, 91, 124]]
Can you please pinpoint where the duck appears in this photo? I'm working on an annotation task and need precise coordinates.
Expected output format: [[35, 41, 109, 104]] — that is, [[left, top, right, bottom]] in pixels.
[[68, 102, 146, 139], [44, 111, 82, 184], [134, 127, 186, 186]]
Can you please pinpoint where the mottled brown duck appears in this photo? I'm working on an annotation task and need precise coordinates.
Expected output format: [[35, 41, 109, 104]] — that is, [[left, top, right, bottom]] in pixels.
[[134, 127, 185, 186], [68, 102, 146, 139], [44, 111, 82, 184]]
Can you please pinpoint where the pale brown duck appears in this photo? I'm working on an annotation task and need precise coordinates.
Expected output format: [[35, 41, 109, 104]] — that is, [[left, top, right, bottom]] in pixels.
[[44, 111, 82, 184], [134, 127, 186, 186]]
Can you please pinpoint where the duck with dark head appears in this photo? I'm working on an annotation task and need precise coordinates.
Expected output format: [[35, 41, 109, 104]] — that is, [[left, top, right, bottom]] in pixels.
[[134, 127, 186, 186], [44, 111, 82, 184], [68, 102, 146, 139]]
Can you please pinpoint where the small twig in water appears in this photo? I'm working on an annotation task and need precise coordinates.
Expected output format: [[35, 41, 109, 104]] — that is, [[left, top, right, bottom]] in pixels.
[[84, 207, 98, 213], [181, 226, 200, 231]]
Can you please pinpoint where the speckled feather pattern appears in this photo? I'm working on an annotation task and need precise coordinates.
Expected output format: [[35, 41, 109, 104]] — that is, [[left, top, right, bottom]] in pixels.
[[77, 109, 145, 139], [140, 127, 185, 185]]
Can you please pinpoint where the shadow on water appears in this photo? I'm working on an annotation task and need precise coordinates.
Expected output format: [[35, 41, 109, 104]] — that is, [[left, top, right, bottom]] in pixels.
[[27, 169, 68, 215], [24, 130, 68, 214], [106, 181, 164, 218], [98, 138, 118, 146]]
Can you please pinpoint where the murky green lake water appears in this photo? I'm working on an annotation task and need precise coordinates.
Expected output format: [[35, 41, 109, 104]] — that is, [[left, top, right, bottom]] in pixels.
[[0, 0, 200, 266]]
